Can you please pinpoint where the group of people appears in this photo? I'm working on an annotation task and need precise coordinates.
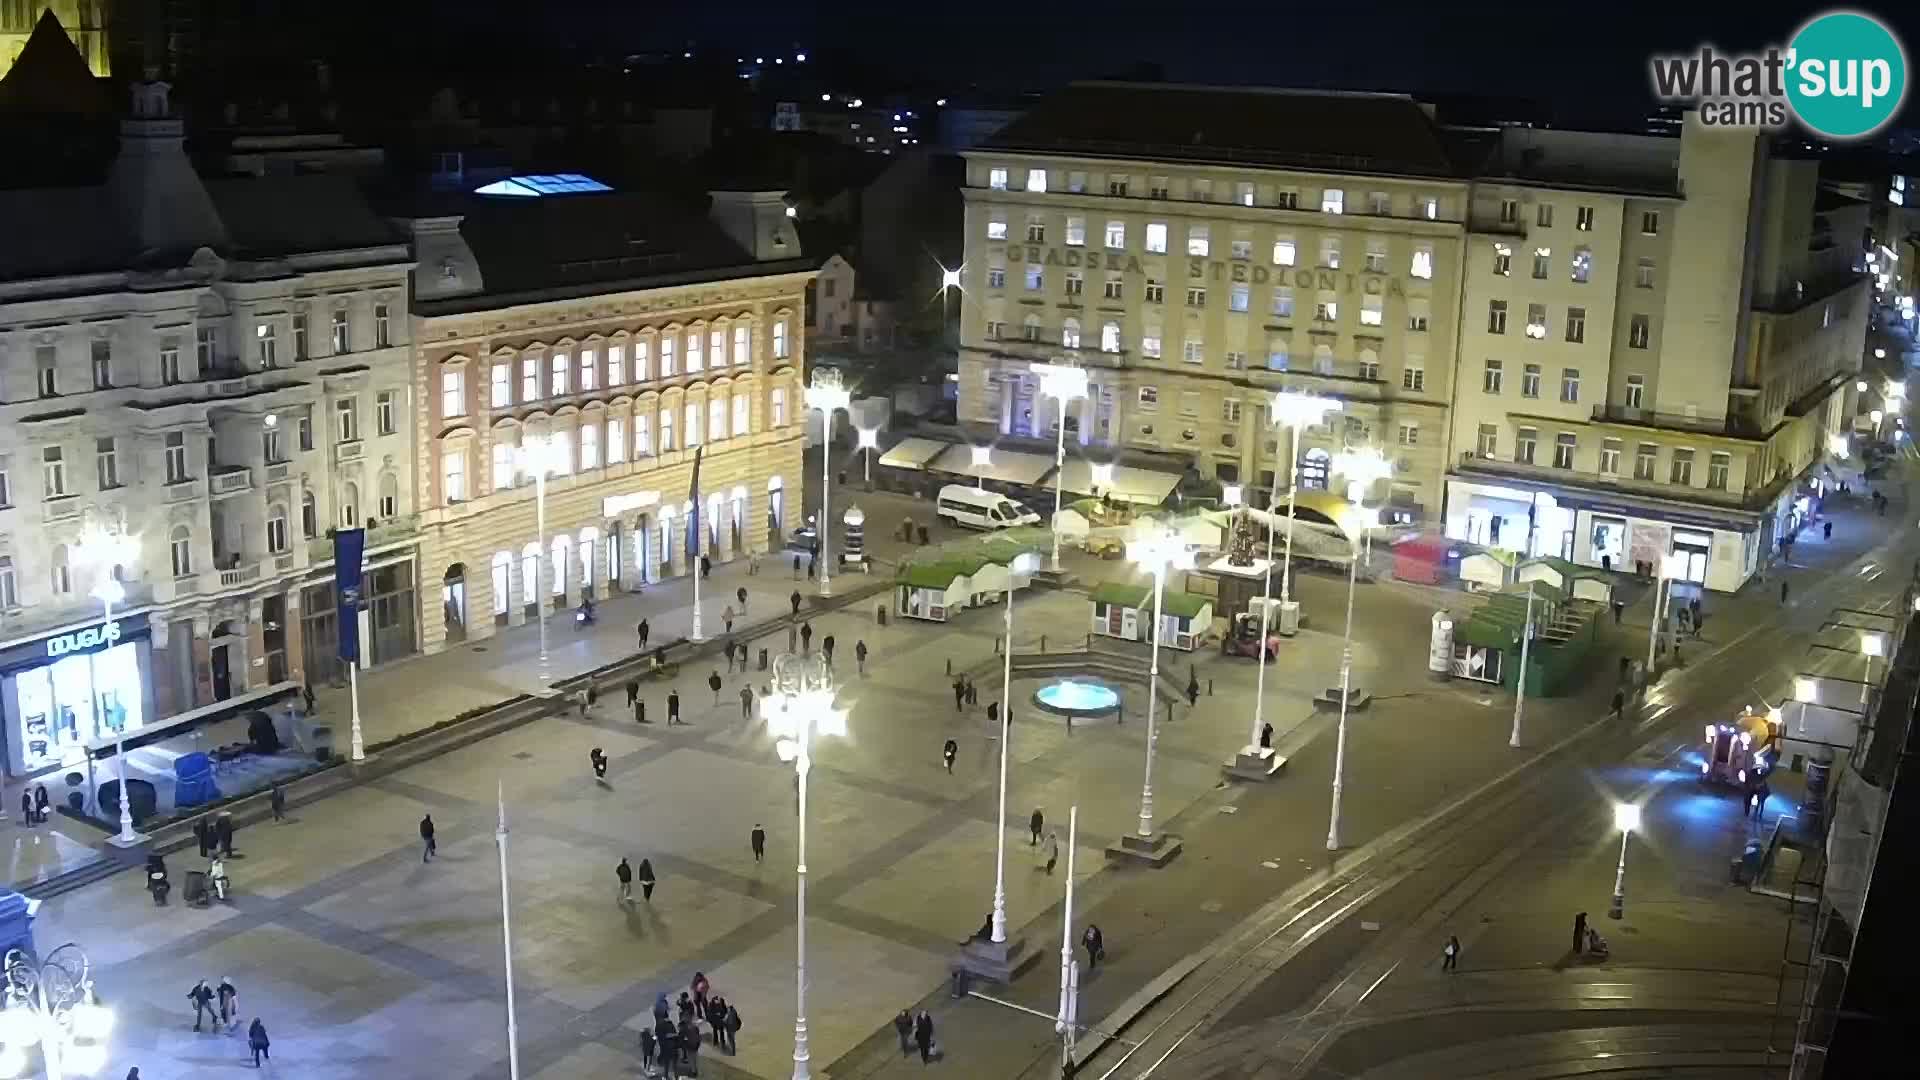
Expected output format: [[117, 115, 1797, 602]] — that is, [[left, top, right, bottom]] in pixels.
[[186, 978, 272, 1066], [641, 973, 742, 1076], [892, 1009, 940, 1064], [15, 784, 50, 824]]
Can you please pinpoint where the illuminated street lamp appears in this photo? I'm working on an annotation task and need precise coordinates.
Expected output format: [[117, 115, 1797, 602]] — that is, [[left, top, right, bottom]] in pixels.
[[517, 435, 568, 681], [805, 371, 852, 599], [1126, 528, 1195, 843], [75, 528, 146, 846], [1858, 379, 1870, 393], [1269, 392, 1344, 611], [1608, 801, 1642, 919], [1032, 363, 1090, 571], [971, 445, 992, 492], [760, 653, 847, 1080], [1509, 583, 1537, 749], [856, 427, 878, 486], [0, 943, 114, 1080], [1326, 447, 1392, 852], [987, 553, 1042, 944], [1645, 551, 1688, 675]]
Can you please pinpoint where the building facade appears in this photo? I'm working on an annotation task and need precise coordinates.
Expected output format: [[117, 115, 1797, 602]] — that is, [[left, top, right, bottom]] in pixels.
[[0, 80, 416, 779], [400, 187, 813, 656], [1446, 117, 1869, 592], [957, 83, 1467, 519], [0, 2, 107, 81]]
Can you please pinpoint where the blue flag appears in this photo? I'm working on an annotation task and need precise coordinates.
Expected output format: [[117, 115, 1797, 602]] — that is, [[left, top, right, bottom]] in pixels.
[[686, 446, 704, 557], [333, 528, 366, 663]]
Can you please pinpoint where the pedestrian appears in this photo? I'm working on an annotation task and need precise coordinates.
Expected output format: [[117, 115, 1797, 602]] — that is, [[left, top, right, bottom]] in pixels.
[[657, 1019, 680, 1077], [419, 814, 436, 862], [265, 780, 286, 822], [1824, 520, 1833, 540], [1573, 911, 1588, 954], [126, 1070, 140, 1080], [987, 700, 999, 728], [1260, 722, 1274, 750], [668, 690, 682, 725], [856, 639, 869, 675], [1611, 688, 1625, 721], [654, 645, 667, 670], [691, 971, 710, 1016], [575, 687, 592, 719], [964, 675, 977, 707], [807, 554, 817, 580], [34, 785, 48, 823], [737, 585, 749, 612], [1029, 807, 1044, 845], [187, 979, 216, 1031], [1690, 597, 1702, 629], [943, 738, 958, 774], [640, 1026, 656, 1075], [792, 553, 802, 581], [617, 857, 634, 903], [216, 975, 239, 1029], [1781, 580, 1790, 605], [301, 682, 316, 714], [193, 816, 210, 855], [723, 604, 735, 634], [789, 589, 802, 616], [1044, 829, 1060, 875], [740, 685, 754, 719], [724, 1001, 741, 1054], [1083, 923, 1104, 969], [654, 992, 672, 1026], [751, 823, 766, 863], [822, 635, 836, 667], [1186, 671, 1200, 708], [627, 680, 640, 709], [708, 670, 723, 706], [952, 678, 966, 713], [1443, 935, 1460, 972], [800, 621, 813, 654], [914, 1010, 935, 1064], [679, 1016, 701, 1074], [639, 619, 652, 651], [19, 791, 33, 827], [894, 1009, 913, 1055], [246, 1018, 270, 1066], [638, 857, 656, 901], [706, 994, 727, 1046], [701, 554, 712, 580], [1611, 599, 1624, 625], [216, 811, 235, 856]]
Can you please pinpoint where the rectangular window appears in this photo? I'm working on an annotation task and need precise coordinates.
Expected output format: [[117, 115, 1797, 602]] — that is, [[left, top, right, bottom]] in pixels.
[[1229, 284, 1250, 312], [684, 402, 703, 447], [1068, 171, 1086, 193], [1492, 243, 1511, 276], [1224, 351, 1246, 370], [442, 369, 466, 418], [771, 387, 788, 426], [1021, 318, 1041, 342], [443, 448, 467, 502], [1566, 307, 1586, 343], [989, 167, 1008, 190], [1272, 238, 1296, 266], [733, 325, 750, 366], [1178, 391, 1200, 415], [376, 390, 397, 435], [1488, 300, 1508, 334], [1407, 301, 1430, 332], [1141, 330, 1161, 358], [1629, 315, 1650, 349], [1182, 338, 1205, 364], [1065, 271, 1084, 296], [330, 309, 350, 353], [491, 363, 511, 407], [608, 345, 625, 386], [36, 346, 56, 398], [1537, 202, 1555, 228], [1266, 340, 1289, 371], [1065, 216, 1085, 246], [1576, 206, 1594, 231], [1276, 189, 1298, 209], [1236, 181, 1255, 207], [1499, 199, 1518, 223], [1554, 432, 1576, 469], [1410, 244, 1433, 279], [1319, 237, 1341, 269], [1526, 303, 1548, 339], [42, 445, 66, 498], [1026, 216, 1046, 243], [1368, 191, 1391, 215], [263, 425, 282, 464], [1477, 423, 1498, 458], [297, 409, 312, 452], [1532, 248, 1551, 279], [197, 326, 218, 370], [733, 394, 750, 436], [1670, 448, 1694, 485], [1515, 427, 1537, 465], [709, 397, 728, 441], [1641, 210, 1660, 235], [986, 216, 1007, 241], [608, 418, 627, 463], [374, 303, 392, 347], [1024, 264, 1043, 291], [1707, 451, 1730, 490], [1634, 443, 1657, 481], [1105, 221, 1125, 250], [1107, 175, 1128, 197], [1420, 196, 1439, 219], [1230, 236, 1252, 261], [1271, 286, 1294, 318], [292, 314, 309, 360], [1570, 247, 1592, 283], [522, 357, 539, 400], [1635, 258, 1656, 288], [1560, 368, 1581, 403], [1138, 386, 1159, 410], [1146, 279, 1165, 304], [1599, 438, 1622, 475], [1365, 239, 1388, 273], [1186, 224, 1210, 257], [581, 423, 600, 468], [773, 319, 790, 359], [1025, 168, 1047, 193], [1187, 178, 1210, 202], [1522, 363, 1541, 398], [1186, 286, 1207, 308], [987, 265, 1006, 289], [1402, 361, 1425, 392], [635, 414, 653, 455], [1315, 294, 1339, 321], [165, 432, 188, 482], [1397, 422, 1419, 446], [95, 437, 117, 489], [1358, 356, 1380, 380], [582, 348, 600, 390], [634, 340, 653, 379], [687, 332, 704, 372], [492, 442, 515, 491], [161, 344, 182, 385], [1222, 398, 1243, 422], [1483, 358, 1503, 393], [1625, 375, 1645, 408], [662, 337, 678, 374], [1320, 188, 1344, 214], [660, 409, 675, 451], [1360, 295, 1383, 326], [85, 339, 112, 388], [336, 397, 358, 442]]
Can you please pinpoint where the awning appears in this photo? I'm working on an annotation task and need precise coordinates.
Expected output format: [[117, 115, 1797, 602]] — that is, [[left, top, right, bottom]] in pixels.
[[876, 437, 953, 471], [1054, 460, 1183, 506], [928, 444, 1055, 487]]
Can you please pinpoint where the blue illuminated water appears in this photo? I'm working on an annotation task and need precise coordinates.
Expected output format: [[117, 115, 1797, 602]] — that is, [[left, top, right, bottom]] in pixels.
[[1034, 680, 1120, 714]]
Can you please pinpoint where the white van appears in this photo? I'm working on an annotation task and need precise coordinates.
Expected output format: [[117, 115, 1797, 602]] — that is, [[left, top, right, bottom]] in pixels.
[[935, 484, 1042, 531]]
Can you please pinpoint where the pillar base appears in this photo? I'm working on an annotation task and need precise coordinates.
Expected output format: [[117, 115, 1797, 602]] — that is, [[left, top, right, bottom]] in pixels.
[[1608, 894, 1625, 920], [951, 933, 1039, 984], [1105, 831, 1183, 867], [1224, 746, 1287, 782], [1312, 686, 1371, 712], [1275, 600, 1303, 637], [107, 830, 151, 849]]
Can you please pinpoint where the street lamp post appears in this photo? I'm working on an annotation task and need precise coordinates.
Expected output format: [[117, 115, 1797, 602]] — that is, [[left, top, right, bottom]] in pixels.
[[1126, 529, 1195, 845], [1608, 801, 1641, 920], [856, 427, 878, 487], [1031, 363, 1090, 572], [1326, 447, 1392, 853], [989, 552, 1041, 944], [1055, 804, 1080, 1078], [1268, 392, 1344, 616], [971, 445, 991, 492], [0, 944, 114, 1080], [761, 653, 846, 1080], [76, 528, 144, 848], [517, 436, 564, 684], [805, 371, 852, 599], [495, 783, 520, 1080], [1510, 585, 1535, 748]]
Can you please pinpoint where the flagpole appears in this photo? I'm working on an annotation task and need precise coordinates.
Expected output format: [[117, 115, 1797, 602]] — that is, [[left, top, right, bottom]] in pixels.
[[690, 447, 705, 642]]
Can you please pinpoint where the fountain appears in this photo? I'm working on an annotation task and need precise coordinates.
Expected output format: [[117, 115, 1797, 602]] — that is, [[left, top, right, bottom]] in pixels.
[[1032, 679, 1122, 724]]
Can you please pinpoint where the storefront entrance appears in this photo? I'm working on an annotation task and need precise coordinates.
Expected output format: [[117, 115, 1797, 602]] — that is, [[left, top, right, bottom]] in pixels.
[[1672, 529, 1712, 585], [2, 613, 156, 777], [442, 563, 468, 644]]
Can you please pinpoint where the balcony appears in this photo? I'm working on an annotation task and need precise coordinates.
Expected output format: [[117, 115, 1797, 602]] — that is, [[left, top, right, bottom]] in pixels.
[[44, 496, 83, 522], [210, 466, 254, 497], [265, 461, 291, 484], [334, 440, 364, 464], [305, 513, 420, 564], [1589, 404, 1766, 440], [164, 477, 201, 503], [1453, 451, 1768, 511], [217, 561, 263, 588]]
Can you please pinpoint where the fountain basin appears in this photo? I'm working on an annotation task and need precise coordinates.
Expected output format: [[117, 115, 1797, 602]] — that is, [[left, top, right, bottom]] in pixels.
[[1032, 679, 1121, 721]]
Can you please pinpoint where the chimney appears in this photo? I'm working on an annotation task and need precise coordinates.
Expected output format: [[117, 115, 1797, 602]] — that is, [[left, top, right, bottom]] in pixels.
[[708, 190, 800, 262]]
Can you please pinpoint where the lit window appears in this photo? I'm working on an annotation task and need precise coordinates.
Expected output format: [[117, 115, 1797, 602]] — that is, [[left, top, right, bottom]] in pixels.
[[581, 423, 600, 468], [1526, 304, 1548, 339], [1104, 221, 1126, 250], [492, 442, 515, 491], [608, 345, 625, 386], [1629, 315, 1650, 349], [773, 319, 790, 358], [1576, 206, 1594, 231], [1410, 244, 1433, 279], [1187, 225, 1209, 257], [989, 167, 1008, 191], [551, 352, 570, 396], [1492, 243, 1512, 276], [733, 325, 750, 365], [1488, 300, 1508, 334], [490, 363, 511, 407], [442, 447, 468, 502], [1360, 295, 1383, 326], [1320, 188, 1344, 214], [1145, 222, 1167, 253], [442, 369, 466, 418], [1025, 168, 1047, 193], [687, 331, 704, 372], [1554, 433, 1576, 469], [1571, 247, 1592, 283], [1065, 216, 1085, 246], [1101, 322, 1121, 353], [986, 216, 1007, 240], [1272, 238, 1296, 266]]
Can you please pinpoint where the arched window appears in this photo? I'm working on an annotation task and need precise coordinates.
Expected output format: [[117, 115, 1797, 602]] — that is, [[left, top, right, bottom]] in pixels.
[[301, 490, 318, 538], [0, 555, 15, 609], [379, 472, 400, 518], [170, 525, 193, 577], [51, 544, 71, 595], [1061, 317, 1081, 349], [266, 504, 289, 553], [1101, 322, 1121, 353], [491, 550, 512, 617], [340, 482, 360, 527], [1021, 313, 1042, 341]]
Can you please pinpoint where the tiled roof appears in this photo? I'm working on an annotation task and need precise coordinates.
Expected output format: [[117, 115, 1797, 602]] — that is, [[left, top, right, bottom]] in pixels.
[[980, 82, 1461, 179]]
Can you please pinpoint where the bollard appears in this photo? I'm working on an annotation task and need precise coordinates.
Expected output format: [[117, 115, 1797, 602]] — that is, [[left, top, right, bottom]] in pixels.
[[1208, 678, 1214, 696], [946, 657, 953, 675], [1041, 634, 1048, 653], [758, 647, 769, 671], [877, 603, 888, 626]]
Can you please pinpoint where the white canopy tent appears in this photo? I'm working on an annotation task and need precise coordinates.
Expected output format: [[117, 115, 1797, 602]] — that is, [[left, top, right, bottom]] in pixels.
[[1054, 459, 1183, 506]]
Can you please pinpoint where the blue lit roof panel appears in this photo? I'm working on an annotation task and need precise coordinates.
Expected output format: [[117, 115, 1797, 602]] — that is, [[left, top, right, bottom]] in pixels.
[[474, 174, 613, 197]]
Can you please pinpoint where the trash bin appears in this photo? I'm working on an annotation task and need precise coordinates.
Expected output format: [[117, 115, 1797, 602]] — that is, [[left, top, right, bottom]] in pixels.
[[877, 604, 888, 626], [311, 723, 335, 763], [949, 968, 970, 998], [758, 648, 769, 671]]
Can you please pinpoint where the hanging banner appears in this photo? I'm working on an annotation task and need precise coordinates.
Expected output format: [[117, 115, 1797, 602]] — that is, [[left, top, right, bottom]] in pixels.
[[333, 528, 366, 663], [686, 446, 705, 559]]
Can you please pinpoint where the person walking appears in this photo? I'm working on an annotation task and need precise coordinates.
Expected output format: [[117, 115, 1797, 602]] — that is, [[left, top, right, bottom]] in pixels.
[[894, 1009, 914, 1055], [690, 971, 710, 1017], [188, 979, 216, 1031], [1824, 519, 1833, 540], [701, 554, 712, 580], [1611, 688, 1626, 721], [822, 634, 836, 668], [638, 619, 652, 651], [952, 678, 966, 713], [419, 814, 436, 862], [856, 639, 868, 675], [246, 1018, 270, 1066], [1573, 911, 1588, 954], [708, 670, 723, 706], [656, 1019, 680, 1077], [1029, 807, 1044, 846], [639, 1026, 656, 1075], [706, 994, 727, 1047], [792, 553, 803, 581], [627, 679, 640, 710], [668, 690, 682, 725], [1186, 671, 1201, 708], [1082, 924, 1104, 970], [1443, 935, 1460, 972], [723, 604, 735, 634], [1044, 829, 1060, 875], [807, 554, 817, 581], [913, 1010, 935, 1064], [638, 858, 656, 902], [34, 785, 50, 823], [751, 823, 766, 863], [986, 700, 999, 729], [19, 791, 33, 827], [943, 738, 958, 774], [301, 682, 317, 715], [616, 857, 634, 903], [269, 781, 286, 823], [217, 976, 239, 1031], [680, 1015, 702, 1074], [789, 589, 802, 616], [740, 685, 754, 720], [800, 621, 813, 654], [723, 1001, 741, 1054], [193, 816, 211, 856], [737, 585, 749, 613]]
